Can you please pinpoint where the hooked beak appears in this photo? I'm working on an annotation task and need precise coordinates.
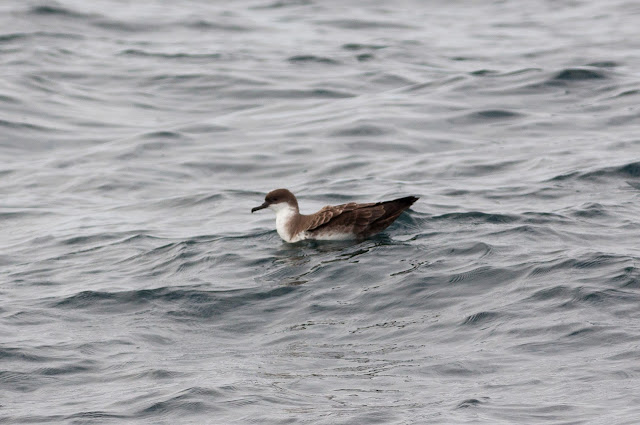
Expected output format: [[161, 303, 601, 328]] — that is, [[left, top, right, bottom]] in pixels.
[[251, 202, 269, 213]]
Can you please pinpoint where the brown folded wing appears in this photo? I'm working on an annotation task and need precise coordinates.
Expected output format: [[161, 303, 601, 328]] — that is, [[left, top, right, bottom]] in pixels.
[[302, 196, 418, 238]]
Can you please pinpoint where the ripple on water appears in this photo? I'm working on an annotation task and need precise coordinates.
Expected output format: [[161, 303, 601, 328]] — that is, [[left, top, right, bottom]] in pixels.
[[461, 311, 501, 326], [137, 387, 224, 417], [456, 397, 489, 409], [432, 211, 520, 224], [330, 123, 394, 137], [51, 285, 299, 322], [3, 1, 640, 424], [549, 161, 640, 182], [552, 68, 607, 82], [28, 5, 91, 18], [449, 109, 524, 125], [0, 346, 53, 363], [448, 266, 524, 287], [442, 242, 493, 258], [582, 161, 640, 180], [119, 49, 223, 60], [224, 88, 355, 100], [287, 55, 340, 65], [611, 266, 640, 289]]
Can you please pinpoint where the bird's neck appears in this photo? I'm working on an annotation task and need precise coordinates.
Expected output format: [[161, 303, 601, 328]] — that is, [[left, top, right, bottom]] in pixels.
[[273, 203, 300, 242]]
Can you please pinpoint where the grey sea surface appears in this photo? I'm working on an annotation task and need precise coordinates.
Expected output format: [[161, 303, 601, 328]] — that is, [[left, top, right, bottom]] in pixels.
[[2, 0, 640, 423]]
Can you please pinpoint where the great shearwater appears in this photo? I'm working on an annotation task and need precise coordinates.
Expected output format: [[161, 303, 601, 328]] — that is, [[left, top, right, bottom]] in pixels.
[[251, 189, 418, 242]]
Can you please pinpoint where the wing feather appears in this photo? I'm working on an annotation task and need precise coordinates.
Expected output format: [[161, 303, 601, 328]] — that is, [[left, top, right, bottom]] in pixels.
[[301, 196, 418, 239]]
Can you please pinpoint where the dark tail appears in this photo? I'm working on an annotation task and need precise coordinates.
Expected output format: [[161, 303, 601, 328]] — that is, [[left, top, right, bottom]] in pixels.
[[386, 196, 419, 208], [364, 196, 418, 236]]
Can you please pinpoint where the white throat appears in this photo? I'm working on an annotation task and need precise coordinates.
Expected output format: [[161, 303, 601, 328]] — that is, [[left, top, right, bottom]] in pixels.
[[269, 203, 300, 242]]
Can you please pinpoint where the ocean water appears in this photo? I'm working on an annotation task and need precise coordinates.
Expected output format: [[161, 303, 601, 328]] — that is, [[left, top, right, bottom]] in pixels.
[[2, 0, 640, 423]]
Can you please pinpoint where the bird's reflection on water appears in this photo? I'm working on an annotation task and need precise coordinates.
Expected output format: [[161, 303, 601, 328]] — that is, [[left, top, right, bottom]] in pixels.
[[261, 235, 402, 286]]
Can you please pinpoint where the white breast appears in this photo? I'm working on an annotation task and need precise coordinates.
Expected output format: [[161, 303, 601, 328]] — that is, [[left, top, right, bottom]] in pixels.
[[271, 204, 302, 243]]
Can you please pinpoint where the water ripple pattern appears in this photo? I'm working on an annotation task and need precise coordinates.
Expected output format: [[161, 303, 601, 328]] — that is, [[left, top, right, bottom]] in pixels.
[[2, 1, 640, 424]]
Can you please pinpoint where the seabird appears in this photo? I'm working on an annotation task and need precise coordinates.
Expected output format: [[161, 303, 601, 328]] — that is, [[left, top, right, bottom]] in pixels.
[[252, 188, 418, 242]]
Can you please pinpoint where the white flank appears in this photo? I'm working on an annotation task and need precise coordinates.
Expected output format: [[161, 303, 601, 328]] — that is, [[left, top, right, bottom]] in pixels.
[[312, 231, 356, 241]]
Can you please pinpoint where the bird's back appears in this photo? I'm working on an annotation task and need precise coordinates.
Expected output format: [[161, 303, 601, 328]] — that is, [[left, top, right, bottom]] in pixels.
[[302, 196, 418, 239]]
